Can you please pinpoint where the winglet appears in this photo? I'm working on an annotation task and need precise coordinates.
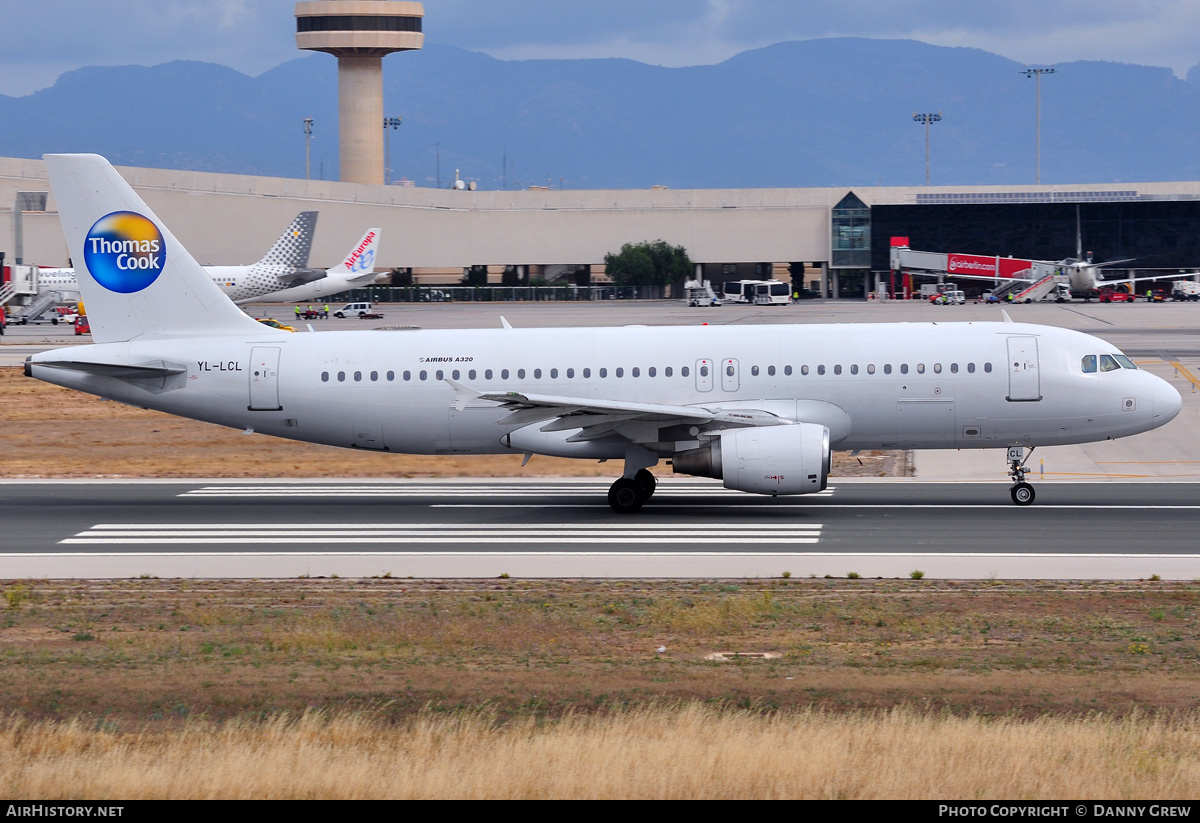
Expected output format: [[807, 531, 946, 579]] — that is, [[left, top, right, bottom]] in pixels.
[[500, 316, 513, 329], [1001, 309, 1014, 324], [445, 377, 484, 411]]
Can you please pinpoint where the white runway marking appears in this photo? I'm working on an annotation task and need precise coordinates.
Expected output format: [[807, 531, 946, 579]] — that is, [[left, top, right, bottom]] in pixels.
[[62, 522, 824, 546]]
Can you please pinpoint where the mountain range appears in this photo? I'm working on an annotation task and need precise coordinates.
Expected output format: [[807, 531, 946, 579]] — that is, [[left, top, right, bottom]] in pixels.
[[4, 38, 1200, 190]]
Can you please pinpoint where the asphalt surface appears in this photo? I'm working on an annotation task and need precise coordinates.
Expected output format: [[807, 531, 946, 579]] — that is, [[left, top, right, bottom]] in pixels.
[[2, 478, 1197, 580]]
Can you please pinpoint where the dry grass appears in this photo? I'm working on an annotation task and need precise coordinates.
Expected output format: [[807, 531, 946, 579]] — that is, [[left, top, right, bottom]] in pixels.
[[0, 367, 905, 477], [3, 707, 1199, 799]]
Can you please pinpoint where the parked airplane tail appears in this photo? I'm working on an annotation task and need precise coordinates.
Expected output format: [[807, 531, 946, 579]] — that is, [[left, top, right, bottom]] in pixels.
[[257, 210, 318, 270], [44, 153, 268, 344], [327, 228, 381, 282]]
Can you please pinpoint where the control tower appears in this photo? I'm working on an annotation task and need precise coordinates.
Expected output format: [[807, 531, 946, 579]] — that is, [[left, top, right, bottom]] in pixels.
[[295, 1, 424, 185]]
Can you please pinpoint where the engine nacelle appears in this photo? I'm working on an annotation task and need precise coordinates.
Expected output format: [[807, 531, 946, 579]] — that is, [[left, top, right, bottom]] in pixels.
[[672, 423, 830, 495]]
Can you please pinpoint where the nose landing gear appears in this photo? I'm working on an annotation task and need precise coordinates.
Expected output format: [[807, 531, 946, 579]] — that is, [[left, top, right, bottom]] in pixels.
[[1007, 446, 1036, 505]]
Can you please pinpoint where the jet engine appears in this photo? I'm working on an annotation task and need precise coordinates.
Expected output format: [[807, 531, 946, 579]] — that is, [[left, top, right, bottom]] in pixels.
[[672, 423, 830, 495]]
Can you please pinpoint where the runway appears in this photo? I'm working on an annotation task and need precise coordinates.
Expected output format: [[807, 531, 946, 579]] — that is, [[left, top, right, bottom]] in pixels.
[[2, 478, 1197, 579]]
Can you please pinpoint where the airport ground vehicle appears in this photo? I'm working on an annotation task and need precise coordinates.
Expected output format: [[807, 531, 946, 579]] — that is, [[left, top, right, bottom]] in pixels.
[[334, 302, 375, 318], [256, 318, 296, 332], [1172, 282, 1200, 301], [74, 313, 90, 335], [931, 289, 965, 305], [1097, 287, 1137, 303]]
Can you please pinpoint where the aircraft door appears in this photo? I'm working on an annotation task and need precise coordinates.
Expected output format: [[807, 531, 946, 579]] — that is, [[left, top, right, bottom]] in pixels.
[[1006, 337, 1042, 402], [248, 346, 282, 411], [696, 359, 714, 392], [721, 358, 740, 391]]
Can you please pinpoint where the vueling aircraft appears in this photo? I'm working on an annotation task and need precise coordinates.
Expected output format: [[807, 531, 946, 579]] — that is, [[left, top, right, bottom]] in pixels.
[[27, 155, 1182, 511], [34, 212, 381, 305]]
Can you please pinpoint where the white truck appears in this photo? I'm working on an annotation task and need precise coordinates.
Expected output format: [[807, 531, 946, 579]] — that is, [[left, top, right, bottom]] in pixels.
[[1171, 281, 1200, 301]]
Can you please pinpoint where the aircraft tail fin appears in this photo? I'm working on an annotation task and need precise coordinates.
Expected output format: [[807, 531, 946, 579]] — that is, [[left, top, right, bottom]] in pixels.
[[326, 228, 381, 282], [256, 211, 318, 269], [44, 153, 269, 344]]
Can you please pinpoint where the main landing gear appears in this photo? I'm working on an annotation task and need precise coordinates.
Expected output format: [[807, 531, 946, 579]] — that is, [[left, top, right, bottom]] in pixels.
[[608, 469, 657, 513], [1007, 446, 1036, 506]]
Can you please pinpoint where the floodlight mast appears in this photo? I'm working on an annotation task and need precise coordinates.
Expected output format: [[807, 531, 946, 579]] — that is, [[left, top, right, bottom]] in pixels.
[[1022, 67, 1057, 184], [912, 112, 942, 185]]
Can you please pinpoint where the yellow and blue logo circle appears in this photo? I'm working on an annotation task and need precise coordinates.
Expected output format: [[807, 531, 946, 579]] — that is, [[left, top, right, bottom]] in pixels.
[[83, 211, 166, 293]]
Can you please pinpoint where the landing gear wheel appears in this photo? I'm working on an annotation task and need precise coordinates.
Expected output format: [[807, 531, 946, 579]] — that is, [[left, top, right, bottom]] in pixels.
[[1011, 482, 1035, 506], [634, 469, 657, 501], [608, 478, 645, 513]]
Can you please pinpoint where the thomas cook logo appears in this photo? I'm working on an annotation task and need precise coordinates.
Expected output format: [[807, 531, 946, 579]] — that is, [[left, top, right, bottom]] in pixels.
[[83, 211, 166, 293]]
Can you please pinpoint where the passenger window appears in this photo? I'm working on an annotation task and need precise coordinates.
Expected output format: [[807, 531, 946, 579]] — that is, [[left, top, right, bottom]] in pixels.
[[485, 369, 493, 380], [419, 370, 427, 381], [699, 365, 709, 377], [866, 364, 875, 375], [950, 363, 958, 374], [884, 364, 892, 374], [1100, 354, 1120, 372], [967, 363, 975, 374], [321, 371, 329, 382], [501, 369, 509, 379], [850, 365, 859, 375], [751, 365, 760, 376], [665, 367, 673, 377], [452, 370, 460, 380], [469, 369, 477, 380], [533, 369, 541, 379], [916, 364, 925, 374], [518, 369, 526, 379], [933, 364, 942, 374], [833, 365, 842, 375], [404, 371, 412, 381], [768, 366, 776, 376], [567, 368, 574, 378], [817, 365, 826, 375], [600, 368, 607, 378], [785, 365, 793, 376], [435, 370, 444, 381], [632, 367, 639, 377], [984, 363, 993, 373], [387, 371, 395, 381], [726, 365, 735, 376], [616, 368, 624, 378], [370, 371, 378, 381], [584, 368, 591, 378], [1082, 355, 1097, 373], [799, 366, 808, 376], [682, 366, 690, 377], [338, 371, 346, 382], [900, 364, 909, 375], [648, 367, 656, 377], [550, 368, 558, 378]]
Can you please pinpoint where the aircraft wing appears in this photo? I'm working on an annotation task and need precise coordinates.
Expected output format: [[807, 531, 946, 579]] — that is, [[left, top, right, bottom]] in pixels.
[[446, 379, 789, 442]]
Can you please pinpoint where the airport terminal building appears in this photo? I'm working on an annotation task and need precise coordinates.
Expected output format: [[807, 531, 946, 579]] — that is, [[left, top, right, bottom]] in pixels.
[[3, 155, 1200, 298]]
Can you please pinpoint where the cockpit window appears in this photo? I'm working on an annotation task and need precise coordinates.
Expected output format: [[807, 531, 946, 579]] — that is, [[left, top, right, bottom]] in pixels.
[[1081, 355, 1097, 374], [1114, 354, 1137, 370], [1099, 354, 1121, 372]]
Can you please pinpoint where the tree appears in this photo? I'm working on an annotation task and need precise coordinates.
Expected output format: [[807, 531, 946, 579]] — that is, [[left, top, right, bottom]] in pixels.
[[461, 265, 488, 288], [604, 240, 692, 296], [389, 267, 413, 287]]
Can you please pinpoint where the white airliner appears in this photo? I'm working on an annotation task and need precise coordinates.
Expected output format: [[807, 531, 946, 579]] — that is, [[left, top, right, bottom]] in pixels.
[[35, 213, 381, 305], [28, 155, 1182, 511]]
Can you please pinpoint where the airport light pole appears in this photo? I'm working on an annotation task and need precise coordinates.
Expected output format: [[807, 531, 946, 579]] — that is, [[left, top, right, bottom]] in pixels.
[[1022, 67, 1056, 184], [383, 116, 402, 185], [912, 112, 942, 185], [303, 117, 314, 180]]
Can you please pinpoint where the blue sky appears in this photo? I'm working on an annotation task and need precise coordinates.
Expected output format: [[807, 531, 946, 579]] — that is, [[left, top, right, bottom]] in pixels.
[[4, 0, 1200, 97]]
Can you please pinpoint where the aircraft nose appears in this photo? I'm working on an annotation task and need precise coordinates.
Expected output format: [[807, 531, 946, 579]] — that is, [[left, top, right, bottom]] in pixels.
[[1153, 376, 1183, 423]]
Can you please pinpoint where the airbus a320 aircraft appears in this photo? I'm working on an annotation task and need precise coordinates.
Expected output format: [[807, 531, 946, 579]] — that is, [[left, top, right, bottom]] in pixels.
[[28, 155, 1182, 511]]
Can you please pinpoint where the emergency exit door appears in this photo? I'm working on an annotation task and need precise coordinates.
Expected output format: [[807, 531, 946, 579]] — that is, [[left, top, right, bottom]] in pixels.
[[1006, 337, 1041, 402]]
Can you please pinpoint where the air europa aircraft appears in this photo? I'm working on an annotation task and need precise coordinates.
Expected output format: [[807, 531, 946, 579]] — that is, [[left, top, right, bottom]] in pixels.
[[28, 155, 1182, 511]]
